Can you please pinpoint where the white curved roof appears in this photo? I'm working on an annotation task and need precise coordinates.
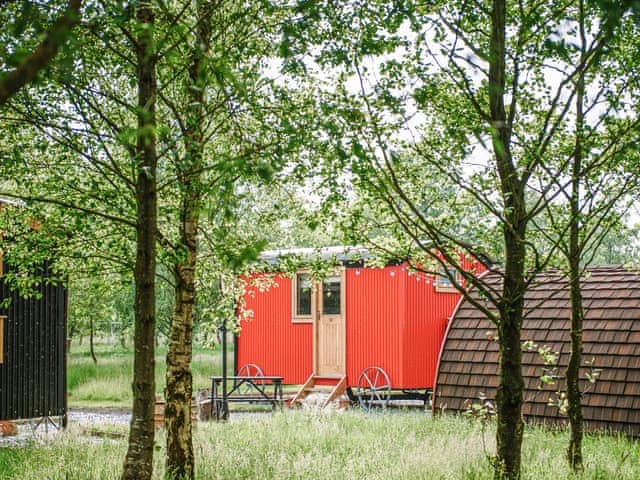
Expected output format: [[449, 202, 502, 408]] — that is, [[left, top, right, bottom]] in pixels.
[[260, 245, 371, 265]]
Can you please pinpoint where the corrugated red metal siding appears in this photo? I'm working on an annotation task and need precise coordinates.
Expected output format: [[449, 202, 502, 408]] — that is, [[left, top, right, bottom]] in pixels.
[[237, 275, 312, 384], [345, 266, 406, 388], [403, 257, 487, 389], [404, 272, 461, 389]]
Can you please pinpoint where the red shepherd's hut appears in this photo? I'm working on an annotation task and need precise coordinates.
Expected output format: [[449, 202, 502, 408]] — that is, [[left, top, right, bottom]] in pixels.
[[236, 246, 486, 407]]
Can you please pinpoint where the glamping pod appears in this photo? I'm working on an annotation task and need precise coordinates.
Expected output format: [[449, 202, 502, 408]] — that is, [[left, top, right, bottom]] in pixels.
[[434, 265, 640, 435], [0, 198, 68, 424], [236, 246, 486, 407]]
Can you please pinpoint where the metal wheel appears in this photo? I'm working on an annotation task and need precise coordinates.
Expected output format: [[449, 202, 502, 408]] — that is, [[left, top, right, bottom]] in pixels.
[[356, 366, 391, 410], [236, 363, 264, 395]]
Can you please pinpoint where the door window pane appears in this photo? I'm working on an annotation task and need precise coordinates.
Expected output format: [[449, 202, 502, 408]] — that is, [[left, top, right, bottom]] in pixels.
[[322, 275, 341, 315], [296, 273, 312, 316]]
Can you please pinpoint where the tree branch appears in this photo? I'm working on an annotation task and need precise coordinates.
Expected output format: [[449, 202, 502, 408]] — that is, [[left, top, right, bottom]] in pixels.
[[0, 0, 82, 106]]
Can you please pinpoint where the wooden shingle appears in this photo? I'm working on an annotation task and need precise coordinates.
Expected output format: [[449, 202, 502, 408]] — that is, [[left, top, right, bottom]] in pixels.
[[434, 265, 640, 436]]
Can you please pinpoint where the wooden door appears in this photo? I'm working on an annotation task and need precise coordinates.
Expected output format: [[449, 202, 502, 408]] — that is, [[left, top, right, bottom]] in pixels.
[[315, 272, 345, 375]]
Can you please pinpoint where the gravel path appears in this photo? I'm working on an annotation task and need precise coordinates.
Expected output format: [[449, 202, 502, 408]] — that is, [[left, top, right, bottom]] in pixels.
[[68, 408, 131, 425], [0, 409, 131, 448]]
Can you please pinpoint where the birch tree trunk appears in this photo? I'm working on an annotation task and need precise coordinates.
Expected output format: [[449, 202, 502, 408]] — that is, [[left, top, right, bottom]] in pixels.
[[164, 2, 211, 478]]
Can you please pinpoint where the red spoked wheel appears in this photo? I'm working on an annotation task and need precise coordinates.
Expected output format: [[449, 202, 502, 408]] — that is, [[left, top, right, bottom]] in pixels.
[[236, 363, 264, 394], [356, 366, 391, 410]]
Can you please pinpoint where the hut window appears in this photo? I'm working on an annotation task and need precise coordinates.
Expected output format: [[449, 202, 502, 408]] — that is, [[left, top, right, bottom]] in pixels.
[[322, 275, 341, 315], [292, 273, 313, 322], [436, 267, 459, 292]]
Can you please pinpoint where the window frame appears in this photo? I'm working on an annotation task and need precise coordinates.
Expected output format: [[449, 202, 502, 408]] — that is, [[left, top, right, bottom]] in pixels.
[[435, 267, 460, 293], [292, 271, 315, 323]]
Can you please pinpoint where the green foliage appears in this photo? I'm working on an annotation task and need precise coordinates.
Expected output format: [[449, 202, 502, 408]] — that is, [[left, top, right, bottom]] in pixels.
[[0, 0, 81, 97], [523, 340, 602, 416], [0, 0, 326, 353]]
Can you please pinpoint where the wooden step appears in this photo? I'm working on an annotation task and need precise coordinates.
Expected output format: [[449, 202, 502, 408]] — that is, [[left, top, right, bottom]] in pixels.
[[322, 375, 348, 407], [289, 373, 348, 407], [289, 374, 316, 406], [313, 374, 345, 380], [304, 385, 335, 392]]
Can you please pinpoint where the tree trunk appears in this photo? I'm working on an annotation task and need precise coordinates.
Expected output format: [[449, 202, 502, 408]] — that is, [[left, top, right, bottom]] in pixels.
[[89, 316, 97, 364], [566, 246, 584, 471], [67, 323, 76, 353], [121, 2, 157, 479], [165, 242, 198, 479], [566, 0, 586, 470], [495, 243, 526, 480], [165, 3, 211, 478], [489, 1, 526, 478]]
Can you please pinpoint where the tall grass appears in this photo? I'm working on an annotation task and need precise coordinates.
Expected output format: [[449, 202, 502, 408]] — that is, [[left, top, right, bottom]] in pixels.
[[2, 411, 640, 479], [67, 342, 232, 408]]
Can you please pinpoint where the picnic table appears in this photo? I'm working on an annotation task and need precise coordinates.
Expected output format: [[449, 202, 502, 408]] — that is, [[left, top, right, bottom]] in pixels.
[[210, 375, 284, 420]]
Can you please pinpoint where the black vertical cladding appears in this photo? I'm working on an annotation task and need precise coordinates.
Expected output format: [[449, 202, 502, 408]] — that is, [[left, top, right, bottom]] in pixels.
[[0, 260, 67, 421]]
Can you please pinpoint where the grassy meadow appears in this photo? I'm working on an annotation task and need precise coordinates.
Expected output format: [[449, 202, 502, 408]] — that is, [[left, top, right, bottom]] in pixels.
[[67, 341, 230, 408], [2, 343, 637, 479], [2, 411, 640, 479]]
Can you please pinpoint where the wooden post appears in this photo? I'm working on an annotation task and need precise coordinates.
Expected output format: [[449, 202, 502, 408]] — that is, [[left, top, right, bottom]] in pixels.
[[220, 321, 229, 420], [0, 316, 4, 365]]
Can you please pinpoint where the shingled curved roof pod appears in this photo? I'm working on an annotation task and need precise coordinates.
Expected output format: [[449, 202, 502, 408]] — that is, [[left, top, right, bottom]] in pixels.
[[434, 265, 640, 435]]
